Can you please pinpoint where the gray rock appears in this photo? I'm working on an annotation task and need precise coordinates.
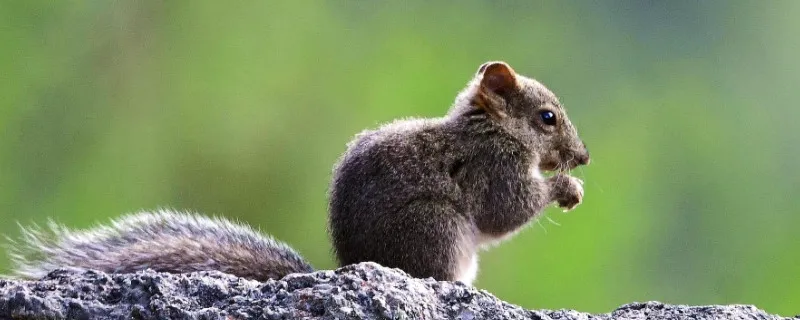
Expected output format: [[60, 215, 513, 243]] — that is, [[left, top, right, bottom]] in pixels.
[[0, 262, 793, 320]]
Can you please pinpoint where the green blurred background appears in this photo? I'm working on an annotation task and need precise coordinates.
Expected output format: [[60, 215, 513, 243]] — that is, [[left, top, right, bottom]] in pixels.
[[1, 1, 798, 315]]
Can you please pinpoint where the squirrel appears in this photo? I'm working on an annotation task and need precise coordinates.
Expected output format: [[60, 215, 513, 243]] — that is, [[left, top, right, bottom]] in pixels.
[[7, 61, 589, 285]]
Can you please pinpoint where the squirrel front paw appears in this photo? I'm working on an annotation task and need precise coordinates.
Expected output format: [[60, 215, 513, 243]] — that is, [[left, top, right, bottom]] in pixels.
[[548, 174, 584, 211]]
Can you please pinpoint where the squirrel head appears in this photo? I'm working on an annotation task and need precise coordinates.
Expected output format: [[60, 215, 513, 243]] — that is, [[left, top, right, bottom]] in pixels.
[[453, 61, 590, 171]]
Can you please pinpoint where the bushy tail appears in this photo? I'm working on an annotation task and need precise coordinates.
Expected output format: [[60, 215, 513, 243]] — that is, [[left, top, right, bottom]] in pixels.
[[6, 210, 314, 281]]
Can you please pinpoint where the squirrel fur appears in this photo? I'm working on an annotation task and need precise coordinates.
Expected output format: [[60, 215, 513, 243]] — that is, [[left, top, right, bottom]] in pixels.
[[8, 210, 313, 281], [7, 61, 589, 285]]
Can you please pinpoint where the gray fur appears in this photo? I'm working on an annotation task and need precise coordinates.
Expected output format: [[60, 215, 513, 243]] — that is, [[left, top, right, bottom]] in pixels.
[[329, 61, 589, 284], [8, 210, 313, 281], [6, 61, 587, 285]]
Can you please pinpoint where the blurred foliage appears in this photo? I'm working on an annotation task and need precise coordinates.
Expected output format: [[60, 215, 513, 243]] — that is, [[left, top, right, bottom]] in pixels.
[[1, 1, 799, 315]]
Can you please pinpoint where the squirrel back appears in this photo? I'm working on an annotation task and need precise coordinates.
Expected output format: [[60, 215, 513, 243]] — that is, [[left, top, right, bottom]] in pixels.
[[7, 210, 313, 281]]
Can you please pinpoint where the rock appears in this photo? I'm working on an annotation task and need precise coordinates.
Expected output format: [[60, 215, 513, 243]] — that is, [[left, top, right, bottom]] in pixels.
[[0, 262, 793, 320]]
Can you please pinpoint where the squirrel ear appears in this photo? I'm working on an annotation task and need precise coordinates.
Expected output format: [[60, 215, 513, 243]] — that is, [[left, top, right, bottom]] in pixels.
[[478, 61, 518, 96], [473, 61, 518, 119]]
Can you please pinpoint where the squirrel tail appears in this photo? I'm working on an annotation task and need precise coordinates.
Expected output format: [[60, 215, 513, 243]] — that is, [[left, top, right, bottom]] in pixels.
[[6, 210, 314, 281]]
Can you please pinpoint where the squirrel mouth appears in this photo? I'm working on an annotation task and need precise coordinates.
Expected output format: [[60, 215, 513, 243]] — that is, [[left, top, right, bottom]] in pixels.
[[539, 160, 581, 172], [538, 162, 560, 172]]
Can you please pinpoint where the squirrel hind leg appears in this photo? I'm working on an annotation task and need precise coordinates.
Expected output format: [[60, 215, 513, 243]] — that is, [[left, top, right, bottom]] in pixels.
[[334, 201, 475, 283]]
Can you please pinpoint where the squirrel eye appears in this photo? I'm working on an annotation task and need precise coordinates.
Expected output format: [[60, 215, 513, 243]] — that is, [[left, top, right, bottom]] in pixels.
[[540, 111, 557, 126]]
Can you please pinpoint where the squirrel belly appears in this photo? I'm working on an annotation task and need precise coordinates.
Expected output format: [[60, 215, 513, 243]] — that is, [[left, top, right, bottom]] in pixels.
[[7, 210, 313, 281]]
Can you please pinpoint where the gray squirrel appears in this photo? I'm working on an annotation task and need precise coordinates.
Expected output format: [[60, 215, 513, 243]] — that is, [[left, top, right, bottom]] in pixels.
[[7, 61, 589, 285]]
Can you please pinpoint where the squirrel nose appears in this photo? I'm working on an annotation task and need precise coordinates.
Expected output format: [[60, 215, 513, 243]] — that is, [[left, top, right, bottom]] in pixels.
[[576, 143, 590, 165], [576, 154, 590, 166], [578, 154, 590, 165]]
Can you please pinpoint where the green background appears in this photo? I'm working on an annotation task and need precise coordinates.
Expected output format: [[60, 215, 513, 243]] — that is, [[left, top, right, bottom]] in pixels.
[[1, 1, 798, 315]]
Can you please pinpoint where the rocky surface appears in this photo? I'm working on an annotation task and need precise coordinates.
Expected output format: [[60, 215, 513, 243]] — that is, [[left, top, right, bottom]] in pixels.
[[0, 262, 794, 320]]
